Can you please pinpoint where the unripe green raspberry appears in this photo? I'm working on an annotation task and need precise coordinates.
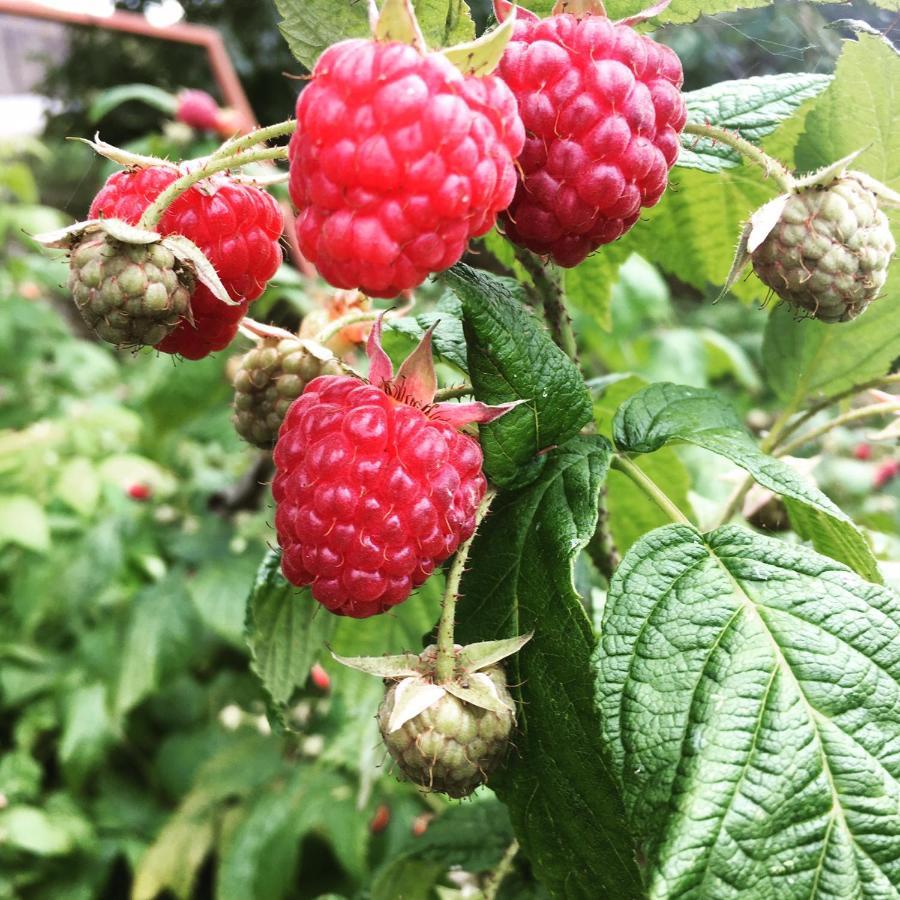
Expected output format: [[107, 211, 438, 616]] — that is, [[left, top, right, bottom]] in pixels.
[[378, 656, 515, 799], [232, 336, 342, 448], [68, 234, 193, 347], [751, 174, 895, 323]]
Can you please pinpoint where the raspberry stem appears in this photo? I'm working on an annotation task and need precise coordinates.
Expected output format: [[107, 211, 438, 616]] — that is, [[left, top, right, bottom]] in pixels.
[[137, 146, 289, 230], [315, 310, 381, 345], [238, 317, 297, 342], [434, 488, 497, 684], [209, 118, 297, 162], [611, 456, 691, 526], [775, 400, 900, 459], [513, 247, 578, 361], [683, 123, 795, 193]]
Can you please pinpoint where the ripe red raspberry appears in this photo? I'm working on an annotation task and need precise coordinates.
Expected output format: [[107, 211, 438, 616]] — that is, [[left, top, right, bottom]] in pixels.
[[494, 1, 686, 267], [176, 89, 221, 131], [288, 39, 524, 297], [90, 166, 283, 359], [273, 317, 517, 617]]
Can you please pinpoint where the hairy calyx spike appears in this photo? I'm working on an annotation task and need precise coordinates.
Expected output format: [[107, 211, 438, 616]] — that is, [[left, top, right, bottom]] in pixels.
[[272, 314, 521, 618]]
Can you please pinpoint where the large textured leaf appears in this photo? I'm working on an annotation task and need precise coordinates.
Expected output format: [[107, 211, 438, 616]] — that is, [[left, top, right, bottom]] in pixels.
[[455, 436, 642, 899], [444, 264, 593, 488], [597, 524, 900, 898], [613, 382, 881, 582], [245, 548, 335, 707], [680, 74, 831, 173], [275, 0, 474, 70]]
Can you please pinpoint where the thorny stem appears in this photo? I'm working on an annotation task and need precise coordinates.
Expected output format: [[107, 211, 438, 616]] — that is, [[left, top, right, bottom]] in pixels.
[[434, 383, 473, 402], [513, 246, 578, 361], [314, 309, 381, 346], [209, 118, 297, 161], [483, 839, 520, 900], [238, 317, 296, 343], [611, 456, 691, 526], [683, 122, 795, 193], [588, 486, 620, 582], [434, 489, 496, 684], [776, 401, 900, 458], [138, 146, 289, 229]]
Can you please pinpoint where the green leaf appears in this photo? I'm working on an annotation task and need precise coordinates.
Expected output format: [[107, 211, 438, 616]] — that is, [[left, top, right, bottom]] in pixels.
[[763, 300, 900, 403], [597, 524, 900, 897], [456, 436, 642, 899], [59, 683, 115, 788], [563, 243, 632, 332], [275, 0, 474, 70], [0, 799, 93, 856], [88, 83, 177, 123], [613, 382, 881, 582], [114, 575, 201, 718], [680, 74, 831, 173], [246, 549, 336, 707], [0, 495, 49, 553], [444, 264, 593, 488], [188, 553, 260, 647], [387, 292, 468, 372], [53, 458, 100, 517]]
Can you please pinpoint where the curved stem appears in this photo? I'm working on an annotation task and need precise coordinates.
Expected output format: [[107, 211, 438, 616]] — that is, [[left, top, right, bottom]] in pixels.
[[434, 488, 496, 684], [434, 383, 473, 402], [138, 146, 289, 229], [611, 456, 691, 526], [776, 401, 900, 458], [483, 839, 520, 900], [683, 122, 795, 193], [238, 317, 297, 343], [314, 309, 380, 345], [209, 118, 296, 161]]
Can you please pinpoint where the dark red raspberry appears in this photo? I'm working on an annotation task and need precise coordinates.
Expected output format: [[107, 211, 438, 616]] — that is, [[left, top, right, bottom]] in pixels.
[[495, 2, 686, 267], [273, 318, 517, 617], [288, 39, 524, 297], [176, 89, 221, 131], [90, 166, 283, 359]]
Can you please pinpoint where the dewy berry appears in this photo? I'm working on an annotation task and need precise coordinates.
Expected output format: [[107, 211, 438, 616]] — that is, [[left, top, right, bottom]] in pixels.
[[90, 166, 283, 359], [494, 0, 686, 267], [273, 317, 517, 617], [288, 13, 524, 297]]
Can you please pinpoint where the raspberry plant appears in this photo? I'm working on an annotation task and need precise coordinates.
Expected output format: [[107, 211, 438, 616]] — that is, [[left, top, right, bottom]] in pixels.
[[10, 0, 900, 897]]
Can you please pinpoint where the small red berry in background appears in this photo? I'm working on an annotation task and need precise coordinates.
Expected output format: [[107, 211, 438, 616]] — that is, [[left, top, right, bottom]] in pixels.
[[369, 804, 391, 834], [853, 442, 873, 461], [873, 459, 900, 490], [411, 812, 434, 837], [493, 0, 686, 267], [90, 167, 283, 359], [127, 483, 152, 501], [309, 663, 331, 691], [288, 37, 524, 297], [175, 89, 221, 132], [272, 317, 518, 618]]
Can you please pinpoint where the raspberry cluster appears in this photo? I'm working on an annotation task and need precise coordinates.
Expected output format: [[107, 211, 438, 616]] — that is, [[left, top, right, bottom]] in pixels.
[[288, 39, 524, 297], [273, 375, 487, 617], [497, 10, 686, 267], [90, 166, 283, 358]]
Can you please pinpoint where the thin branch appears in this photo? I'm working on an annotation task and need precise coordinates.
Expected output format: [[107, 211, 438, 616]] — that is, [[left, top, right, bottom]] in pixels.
[[513, 246, 578, 360], [611, 456, 691, 526], [775, 401, 900, 458], [483, 839, 520, 900], [434, 383, 473, 402]]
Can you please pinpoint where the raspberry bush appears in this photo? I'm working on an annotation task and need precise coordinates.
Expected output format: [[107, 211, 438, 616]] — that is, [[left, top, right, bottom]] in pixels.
[[10, 0, 900, 898]]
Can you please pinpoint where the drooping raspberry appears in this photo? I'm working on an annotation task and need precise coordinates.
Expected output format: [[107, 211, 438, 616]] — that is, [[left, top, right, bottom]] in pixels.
[[68, 231, 193, 347], [494, 1, 686, 267], [288, 39, 524, 297], [750, 174, 895, 323], [175, 89, 221, 131], [233, 335, 343, 448], [273, 317, 518, 617], [90, 166, 283, 359]]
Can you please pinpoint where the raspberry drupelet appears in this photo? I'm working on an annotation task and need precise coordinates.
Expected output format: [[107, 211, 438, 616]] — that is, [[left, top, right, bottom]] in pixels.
[[272, 316, 519, 618], [494, 0, 686, 267], [288, 36, 524, 297], [90, 166, 284, 359]]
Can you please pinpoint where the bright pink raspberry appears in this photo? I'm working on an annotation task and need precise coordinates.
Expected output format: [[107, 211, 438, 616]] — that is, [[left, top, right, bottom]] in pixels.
[[90, 166, 283, 359], [176, 89, 221, 131], [495, 2, 686, 267], [272, 317, 517, 618], [288, 39, 525, 298]]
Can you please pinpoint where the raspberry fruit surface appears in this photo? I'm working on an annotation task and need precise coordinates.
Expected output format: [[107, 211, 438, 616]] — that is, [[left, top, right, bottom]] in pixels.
[[69, 233, 193, 348], [272, 318, 515, 617], [378, 656, 514, 798], [288, 39, 524, 297], [496, 8, 686, 267], [751, 174, 895, 323], [176, 89, 221, 131], [90, 166, 283, 358], [233, 336, 343, 448]]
